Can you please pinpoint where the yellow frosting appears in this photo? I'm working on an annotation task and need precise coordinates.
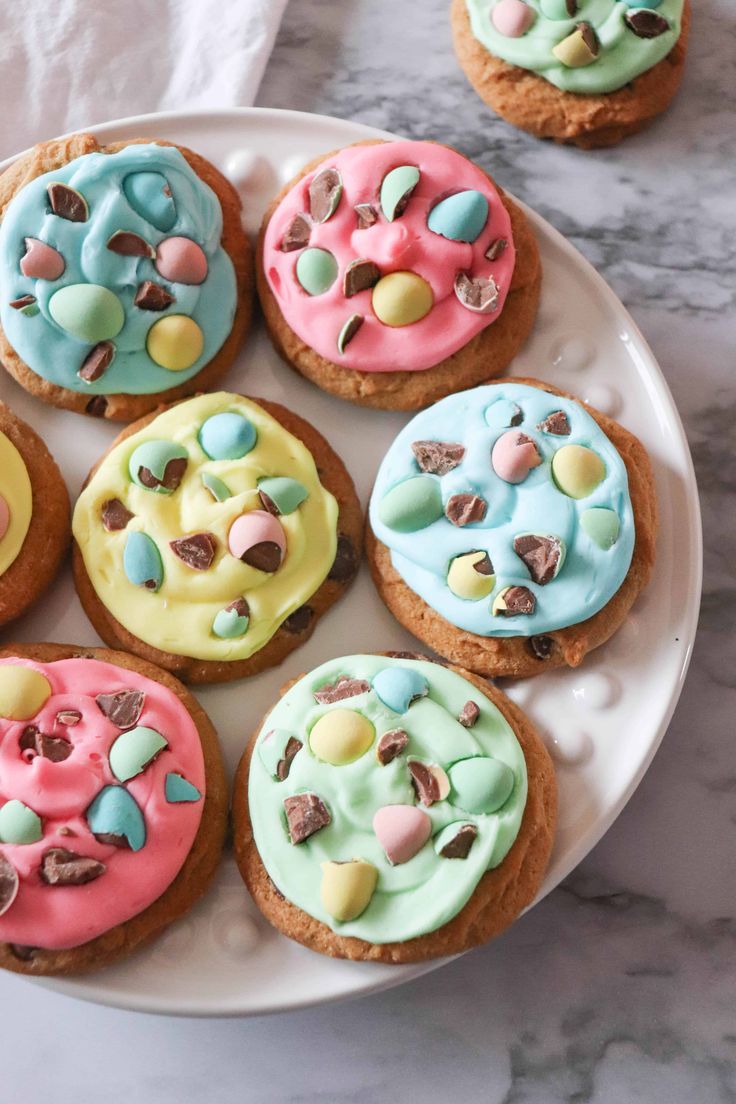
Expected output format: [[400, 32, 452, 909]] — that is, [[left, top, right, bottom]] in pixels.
[[72, 392, 339, 661], [0, 430, 32, 578]]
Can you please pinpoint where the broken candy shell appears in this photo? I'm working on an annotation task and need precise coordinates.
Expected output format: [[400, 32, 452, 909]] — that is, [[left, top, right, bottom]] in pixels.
[[320, 859, 378, 922], [96, 689, 144, 729], [337, 313, 364, 354], [146, 314, 204, 371], [0, 666, 51, 720], [427, 190, 489, 243], [372, 667, 428, 713], [201, 472, 232, 502], [454, 272, 499, 314], [283, 792, 331, 843], [0, 854, 19, 916], [109, 725, 168, 782], [309, 708, 375, 766], [258, 476, 308, 515], [372, 271, 433, 327], [448, 757, 515, 814], [21, 238, 65, 280], [435, 822, 478, 859], [123, 531, 163, 591], [129, 440, 188, 493], [447, 550, 495, 600], [552, 22, 600, 67], [47, 182, 88, 221], [513, 533, 565, 585], [411, 440, 465, 475], [49, 283, 125, 343], [296, 247, 338, 295], [373, 805, 431, 865], [492, 430, 542, 484], [0, 800, 42, 845], [552, 444, 605, 499], [380, 165, 420, 222], [0, 495, 9, 541], [378, 475, 443, 532], [213, 598, 250, 639], [170, 531, 217, 570], [580, 507, 620, 549], [199, 411, 256, 460], [123, 171, 177, 232], [491, 0, 536, 36], [164, 773, 201, 803], [281, 213, 311, 252], [86, 785, 146, 851], [492, 584, 536, 616], [484, 398, 523, 430], [40, 848, 105, 885], [258, 727, 302, 778], [308, 167, 343, 223], [155, 237, 207, 285], [228, 510, 286, 571]]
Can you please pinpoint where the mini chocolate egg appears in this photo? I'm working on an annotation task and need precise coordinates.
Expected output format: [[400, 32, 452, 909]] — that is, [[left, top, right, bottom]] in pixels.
[[373, 805, 431, 865], [0, 665, 52, 720], [258, 727, 302, 778], [146, 314, 204, 371], [491, 430, 542, 484], [380, 165, 420, 222], [155, 237, 207, 285], [491, 0, 536, 37], [109, 726, 168, 783], [372, 667, 428, 713], [448, 757, 515, 814], [86, 785, 146, 851], [434, 822, 478, 859], [296, 247, 338, 296], [484, 398, 523, 430], [552, 22, 600, 67], [164, 773, 201, 803], [129, 440, 188, 493], [258, 476, 308, 516], [427, 190, 489, 243], [309, 708, 375, 766], [0, 855, 19, 916], [199, 412, 257, 460], [212, 598, 250, 639], [320, 859, 378, 922], [378, 475, 443, 532], [0, 495, 9, 541], [372, 272, 433, 327], [228, 510, 286, 572], [447, 550, 495, 600], [580, 507, 620, 549], [123, 531, 164, 591], [21, 238, 65, 280], [201, 472, 232, 502], [552, 445, 605, 499], [123, 171, 177, 232], [0, 800, 43, 845], [49, 283, 125, 343]]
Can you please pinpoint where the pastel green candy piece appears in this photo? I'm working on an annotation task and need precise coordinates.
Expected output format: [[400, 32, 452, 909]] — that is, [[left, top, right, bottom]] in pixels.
[[198, 412, 257, 460], [296, 248, 338, 296], [123, 531, 163, 592], [378, 475, 443, 532], [448, 757, 515, 814], [258, 727, 299, 777], [128, 440, 188, 491], [123, 171, 177, 232], [380, 165, 420, 222], [48, 283, 125, 343], [337, 313, 363, 354], [580, 507, 620, 549], [19, 301, 40, 317], [0, 799, 42, 845], [372, 667, 428, 713], [164, 772, 201, 803], [427, 190, 489, 243], [258, 476, 308, 515], [109, 725, 168, 782], [212, 605, 249, 639], [540, 0, 573, 17], [86, 785, 146, 851], [201, 471, 232, 502], [552, 444, 606, 499]]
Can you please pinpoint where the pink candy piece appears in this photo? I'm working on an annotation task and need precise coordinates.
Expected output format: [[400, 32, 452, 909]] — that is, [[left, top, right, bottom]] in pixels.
[[20, 238, 65, 281], [492, 430, 542, 484], [155, 237, 208, 285], [373, 804, 432, 865], [227, 509, 286, 560], [491, 0, 535, 37], [0, 495, 9, 541]]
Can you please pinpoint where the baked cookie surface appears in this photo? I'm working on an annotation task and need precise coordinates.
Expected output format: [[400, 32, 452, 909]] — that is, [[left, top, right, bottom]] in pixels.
[[234, 653, 556, 961]]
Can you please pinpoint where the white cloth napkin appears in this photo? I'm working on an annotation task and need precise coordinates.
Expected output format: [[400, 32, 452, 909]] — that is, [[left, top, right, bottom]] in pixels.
[[0, 0, 289, 157]]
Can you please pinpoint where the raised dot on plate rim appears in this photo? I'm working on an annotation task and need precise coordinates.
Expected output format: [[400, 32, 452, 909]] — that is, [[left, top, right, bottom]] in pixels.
[[583, 384, 622, 418], [224, 150, 274, 191], [545, 728, 594, 768], [212, 910, 260, 957], [549, 333, 595, 373], [571, 671, 621, 711]]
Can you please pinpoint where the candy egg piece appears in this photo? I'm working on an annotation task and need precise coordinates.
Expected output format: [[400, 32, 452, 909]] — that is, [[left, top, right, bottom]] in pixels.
[[580, 507, 620, 549], [491, 0, 536, 36], [373, 805, 431, 865], [155, 237, 207, 285], [258, 727, 301, 778], [372, 271, 433, 327], [309, 708, 375, 766], [448, 757, 516, 814], [0, 800, 43, 845], [540, 0, 574, 17], [198, 411, 257, 460], [123, 531, 163, 591], [109, 726, 168, 783], [212, 598, 250, 639], [146, 314, 204, 371], [552, 445, 605, 499], [380, 165, 420, 222], [228, 510, 286, 572], [123, 171, 177, 231], [320, 859, 378, 922], [201, 472, 232, 502], [0, 495, 9, 541], [164, 773, 201, 803], [491, 430, 542, 484], [484, 398, 523, 430], [378, 475, 443, 532], [258, 476, 308, 515], [427, 190, 489, 243], [0, 665, 52, 720], [447, 550, 495, 600], [21, 238, 65, 280], [0, 854, 19, 916], [552, 23, 599, 67], [86, 785, 146, 851], [295, 247, 338, 295], [129, 440, 188, 492], [372, 667, 428, 713], [49, 284, 124, 343]]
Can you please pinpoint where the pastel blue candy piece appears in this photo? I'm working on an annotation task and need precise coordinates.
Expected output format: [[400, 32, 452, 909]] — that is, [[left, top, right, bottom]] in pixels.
[[201, 472, 232, 502], [86, 785, 146, 851], [258, 476, 308, 515], [212, 603, 249, 639], [372, 667, 429, 713], [123, 171, 177, 232], [109, 725, 168, 782], [199, 412, 257, 460], [165, 772, 201, 803], [448, 757, 515, 814], [0, 799, 42, 845], [484, 398, 523, 430], [124, 531, 163, 592], [427, 190, 489, 244], [128, 440, 188, 492]]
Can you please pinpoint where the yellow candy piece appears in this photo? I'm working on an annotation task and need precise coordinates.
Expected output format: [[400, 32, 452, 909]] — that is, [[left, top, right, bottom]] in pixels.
[[320, 860, 378, 922], [492, 587, 512, 616], [146, 315, 204, 371], [0, 665, 52, 720], [447, 550, 495, 600], [309, 708, 375, 766], [552, 445, 605, 500], [372, 272, 433, 327], [552, 24, 599, 68]]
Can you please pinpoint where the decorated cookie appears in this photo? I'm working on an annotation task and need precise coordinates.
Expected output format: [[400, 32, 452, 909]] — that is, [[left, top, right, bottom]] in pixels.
[[257, 140, 541, 410], [72, 392, 362, 683], [452, 0, 690, 147], [233, 653, 556, 961], [367, 379, 657, 678], [0, 132, 252, 420], [0, 644, 226, 975], [0, 401, 69, 627]]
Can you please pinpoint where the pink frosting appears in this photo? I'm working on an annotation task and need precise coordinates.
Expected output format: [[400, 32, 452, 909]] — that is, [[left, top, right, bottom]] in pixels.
[[491, 430, 542, 484], [20, 238, 65, 281], [228, 510, 286, 560], [0, 658, 205, 951], [373, 804, 431, 865], [0, 495, 9, 542], [155, 237, 208, 285], [491, 0, 536, 38], [263, 141, 516, 373]]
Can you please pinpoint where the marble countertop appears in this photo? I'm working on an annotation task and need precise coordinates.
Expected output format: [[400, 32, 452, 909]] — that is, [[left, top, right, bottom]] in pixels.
[[3, 2, 734, 1101]]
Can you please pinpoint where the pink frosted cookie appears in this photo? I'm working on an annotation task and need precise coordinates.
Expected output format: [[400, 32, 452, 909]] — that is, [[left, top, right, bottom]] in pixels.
[[0, 644, 226, 975], [257, 140, 541, 411]]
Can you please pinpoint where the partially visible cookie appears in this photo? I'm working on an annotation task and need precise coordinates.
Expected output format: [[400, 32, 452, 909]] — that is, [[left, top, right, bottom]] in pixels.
[[257, 139, 541, 410], [367, 378, 657, 678], [233, 652, 556, 962], [72, 391, 362, 684], [0, 643, 227, 976], [0, 133, 252, 420], [452, 0, 690, 148], [0, 401, 69, 627]]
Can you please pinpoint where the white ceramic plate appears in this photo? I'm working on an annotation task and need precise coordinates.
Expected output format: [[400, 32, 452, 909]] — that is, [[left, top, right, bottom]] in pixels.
[[0, 108, 701, 1016]]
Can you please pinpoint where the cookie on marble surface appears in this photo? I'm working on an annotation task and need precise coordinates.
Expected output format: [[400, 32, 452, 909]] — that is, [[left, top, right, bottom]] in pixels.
[[233, 652, 556, 962], [257, 139, 541, 410], [452, 0, 690, 149], [0, 132, 253, 420], [72, 391, 362, 684], [366, 378, 657, 678], [0, 642, 227, 976], [0, 400, 69, 628]]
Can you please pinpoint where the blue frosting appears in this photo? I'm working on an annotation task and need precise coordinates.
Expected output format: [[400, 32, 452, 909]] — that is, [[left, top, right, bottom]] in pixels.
[[369, 383, 635, 637], [0, 144, 236, 395]]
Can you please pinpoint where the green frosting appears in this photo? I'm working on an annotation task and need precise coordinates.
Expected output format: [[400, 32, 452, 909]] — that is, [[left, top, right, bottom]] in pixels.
[[296, 248, 338, 295], [378, 475, 444, 532], [380, 166, 420, 222], [248, 655, 528, 943]]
